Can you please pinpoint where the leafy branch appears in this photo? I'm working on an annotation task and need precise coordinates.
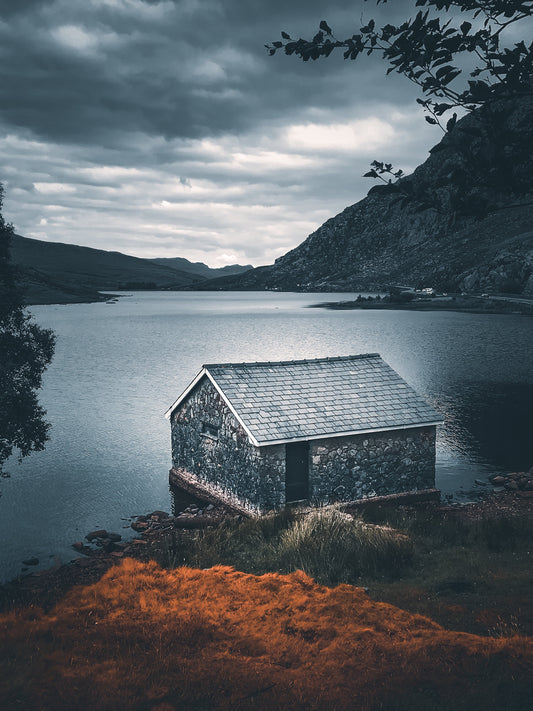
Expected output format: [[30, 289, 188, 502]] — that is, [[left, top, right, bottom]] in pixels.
[[267, 1, 532, 118], [364, 160, 404, 183], [267, 1, 533, 209]]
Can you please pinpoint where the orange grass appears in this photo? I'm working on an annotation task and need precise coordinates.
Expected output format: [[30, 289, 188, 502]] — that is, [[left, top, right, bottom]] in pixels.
[[0, 558, 531, 710]]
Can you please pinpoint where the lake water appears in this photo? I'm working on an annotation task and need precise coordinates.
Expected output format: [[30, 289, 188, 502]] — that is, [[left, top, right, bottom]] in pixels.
[[1, 291, 532, 582]]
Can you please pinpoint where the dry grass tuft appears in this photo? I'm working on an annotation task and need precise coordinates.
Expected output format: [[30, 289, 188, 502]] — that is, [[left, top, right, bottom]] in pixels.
[[276, 505, 413, 584], [1, 558, 531, 710]]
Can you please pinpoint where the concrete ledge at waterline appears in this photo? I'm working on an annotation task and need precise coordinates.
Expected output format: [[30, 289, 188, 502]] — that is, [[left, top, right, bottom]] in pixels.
[[169, 467, 252, 517], [170, 464, 441, 516]]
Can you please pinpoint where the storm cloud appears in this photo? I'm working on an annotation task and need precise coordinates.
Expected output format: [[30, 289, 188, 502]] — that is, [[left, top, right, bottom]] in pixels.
[[1, 0, 438, 265]]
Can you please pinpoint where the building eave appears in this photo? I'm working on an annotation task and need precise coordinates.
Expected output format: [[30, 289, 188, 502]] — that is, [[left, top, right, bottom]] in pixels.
[[253, 420, 443, 447]]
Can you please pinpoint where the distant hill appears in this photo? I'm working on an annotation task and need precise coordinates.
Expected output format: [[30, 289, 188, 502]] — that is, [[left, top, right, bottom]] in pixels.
[[150, 257, 252, 279], [10, 235, 250, 304], [198, 95, 533, 296]]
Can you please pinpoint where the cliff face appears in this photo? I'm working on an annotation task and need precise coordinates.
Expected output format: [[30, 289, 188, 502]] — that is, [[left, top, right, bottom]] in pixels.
[[223, 95, 533, 294], [270, 197, 533, 294]]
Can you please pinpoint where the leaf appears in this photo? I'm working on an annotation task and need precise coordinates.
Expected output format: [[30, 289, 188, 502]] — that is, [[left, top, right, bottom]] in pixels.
[[441, 68, 461, 85], [425, 116, 438, 124], [460, 21, 472, 35], [319, 20, 332, 34], [436, 65, 454, 80], [433, 102, 453, 115], [281, 31, 291, 40]]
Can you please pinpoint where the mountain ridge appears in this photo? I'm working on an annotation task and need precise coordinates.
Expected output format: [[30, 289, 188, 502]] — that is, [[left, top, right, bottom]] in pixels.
[[10, 234, 251, 304], [197, 95, 533, 295], [11, 95, 533, 301], [149, 256, 252, 279]]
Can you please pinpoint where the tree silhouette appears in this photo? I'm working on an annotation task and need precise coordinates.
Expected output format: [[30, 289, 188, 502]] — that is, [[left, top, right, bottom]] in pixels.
[[268, 1, 532, 128], [267, 0, 533, 206], [0, 184, 55, 485]]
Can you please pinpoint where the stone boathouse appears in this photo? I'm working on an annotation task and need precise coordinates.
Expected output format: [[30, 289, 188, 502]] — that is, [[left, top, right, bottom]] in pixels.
[[165, 354, 443, 514]]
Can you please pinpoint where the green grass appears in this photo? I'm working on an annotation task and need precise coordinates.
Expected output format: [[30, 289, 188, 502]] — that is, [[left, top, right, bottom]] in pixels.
[[358, 505, 533, 635], [276, 506, 413, 584], [151, 503, 533, 637], [156, 505, 413, 586]]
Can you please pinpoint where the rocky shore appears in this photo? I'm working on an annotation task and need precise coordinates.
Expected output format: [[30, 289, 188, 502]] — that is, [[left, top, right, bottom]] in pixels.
[[0, 500, 240, 612], [1, 477, 531, 613], [486, 470, 533, 493]]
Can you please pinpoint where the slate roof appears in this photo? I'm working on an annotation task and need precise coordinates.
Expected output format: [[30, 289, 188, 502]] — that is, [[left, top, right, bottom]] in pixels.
[[167, 354, 443, 447]]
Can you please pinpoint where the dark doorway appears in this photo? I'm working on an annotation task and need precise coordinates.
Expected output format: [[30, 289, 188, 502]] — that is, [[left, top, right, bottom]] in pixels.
[[285, 442, 309, 503]]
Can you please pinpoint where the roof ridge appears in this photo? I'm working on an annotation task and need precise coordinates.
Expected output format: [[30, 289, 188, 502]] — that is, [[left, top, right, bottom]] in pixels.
[[203, 354, 381, 369]]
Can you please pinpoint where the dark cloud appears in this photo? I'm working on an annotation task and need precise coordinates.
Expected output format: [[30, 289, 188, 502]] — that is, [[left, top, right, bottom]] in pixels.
[[0, 0, 49, 18], [0, 0, 444, 265], [0, 0, 420, 146]]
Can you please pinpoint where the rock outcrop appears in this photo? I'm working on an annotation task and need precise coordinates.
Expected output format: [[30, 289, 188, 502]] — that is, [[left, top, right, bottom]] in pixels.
[[210, 95, 533, 295]]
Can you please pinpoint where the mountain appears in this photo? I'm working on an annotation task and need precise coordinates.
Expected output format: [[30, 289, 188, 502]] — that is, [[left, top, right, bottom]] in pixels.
[[9, 235, 250, 304], [150, 257, 252, 279], [200, 95, 533, 295]]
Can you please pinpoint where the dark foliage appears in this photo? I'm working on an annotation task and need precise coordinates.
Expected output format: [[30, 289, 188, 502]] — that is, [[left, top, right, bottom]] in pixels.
[[0, 184, 55, 482], [268, 1, 532, 123], [268, 0, 533, 211]]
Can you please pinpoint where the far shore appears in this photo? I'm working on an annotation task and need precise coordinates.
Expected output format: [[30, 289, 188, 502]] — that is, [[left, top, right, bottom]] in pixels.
[[309, 294, 533, 316], [21, 289, 533, 315]]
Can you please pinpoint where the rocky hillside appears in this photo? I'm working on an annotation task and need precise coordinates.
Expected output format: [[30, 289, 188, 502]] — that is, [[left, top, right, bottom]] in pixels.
[[209, 95, 533, 295]]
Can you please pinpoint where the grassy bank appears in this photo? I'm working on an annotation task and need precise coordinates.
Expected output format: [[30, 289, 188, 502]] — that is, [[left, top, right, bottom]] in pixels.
[[143, 502, 533, 638], [0, 501, 531, 709], [1, 557, 531, 711]]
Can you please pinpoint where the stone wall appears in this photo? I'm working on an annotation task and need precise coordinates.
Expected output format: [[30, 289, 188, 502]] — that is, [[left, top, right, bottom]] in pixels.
[[309, 427, 436, 504], [171, 377, 285, 513]]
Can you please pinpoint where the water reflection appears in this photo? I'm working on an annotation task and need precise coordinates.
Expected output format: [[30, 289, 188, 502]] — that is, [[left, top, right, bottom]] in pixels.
[[439, 381, 533, 470]]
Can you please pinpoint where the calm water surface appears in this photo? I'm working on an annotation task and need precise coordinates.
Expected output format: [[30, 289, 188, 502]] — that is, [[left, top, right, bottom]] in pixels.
[[1, 291, 532, 582]]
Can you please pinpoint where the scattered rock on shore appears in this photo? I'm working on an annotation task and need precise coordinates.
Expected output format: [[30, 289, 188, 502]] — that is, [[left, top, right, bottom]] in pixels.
[[22, 557, 39, 566], [488, 469, 533, 494], [86, 529, 108, 541]]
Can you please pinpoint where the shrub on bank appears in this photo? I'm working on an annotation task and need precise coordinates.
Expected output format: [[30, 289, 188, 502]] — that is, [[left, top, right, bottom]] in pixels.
[[159, 505, 413, 586], [276, 506, 413, 584]]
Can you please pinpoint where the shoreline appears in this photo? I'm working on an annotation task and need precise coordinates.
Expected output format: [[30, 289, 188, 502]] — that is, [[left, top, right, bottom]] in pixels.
[[1, 486, 531, 614], [309, 295, 533, 316], [23, 290, 533, 316]]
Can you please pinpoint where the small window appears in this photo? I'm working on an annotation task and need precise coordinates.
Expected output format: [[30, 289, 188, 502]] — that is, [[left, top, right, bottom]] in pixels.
[[201, 422, 219, 440]]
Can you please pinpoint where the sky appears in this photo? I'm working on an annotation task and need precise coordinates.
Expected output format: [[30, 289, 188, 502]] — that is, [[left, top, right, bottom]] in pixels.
[[0, 0, 443, 267]]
